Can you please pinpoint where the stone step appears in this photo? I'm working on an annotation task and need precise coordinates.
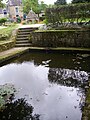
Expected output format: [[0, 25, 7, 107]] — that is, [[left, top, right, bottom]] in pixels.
[[16, 40, 29, 44], [17, 34, 29, 38], [18, 29, 35, 32], [17, 31, 30, 35], [18, 28, 38, 32], [15, 27, 38, 47], [16, 37, 29, 41], [15, 43, 32, 47], [19, 27, 38, 30]]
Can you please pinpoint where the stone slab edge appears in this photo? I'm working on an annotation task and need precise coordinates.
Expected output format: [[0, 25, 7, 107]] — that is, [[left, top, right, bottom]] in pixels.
[[0, 48, 29, 64], [29, 47, 90, 53], [0, 47, 90, 65]]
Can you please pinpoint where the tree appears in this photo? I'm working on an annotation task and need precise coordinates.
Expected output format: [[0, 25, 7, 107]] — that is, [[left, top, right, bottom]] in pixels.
[[0, 0, 4, 8], [46, 3, 90, 24], [72, 0, 90, 4], [54, 0, 66, 5], [22, 0, 39, 14], [22, 0, 47, 15], [39, 1, 47, 11]]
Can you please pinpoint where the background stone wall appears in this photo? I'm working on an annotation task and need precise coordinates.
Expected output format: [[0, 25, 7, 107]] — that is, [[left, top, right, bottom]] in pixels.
[[31, 30, 90, 48]]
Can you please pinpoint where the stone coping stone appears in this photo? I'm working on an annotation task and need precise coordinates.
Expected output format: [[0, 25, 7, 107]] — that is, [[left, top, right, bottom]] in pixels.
[[29, 47, 90, 53], [0, 47, 90, 65], [0, 47, 29, 64]]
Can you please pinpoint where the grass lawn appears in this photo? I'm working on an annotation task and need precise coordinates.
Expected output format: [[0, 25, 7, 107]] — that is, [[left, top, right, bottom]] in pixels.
[[0, 24, 18, 34]]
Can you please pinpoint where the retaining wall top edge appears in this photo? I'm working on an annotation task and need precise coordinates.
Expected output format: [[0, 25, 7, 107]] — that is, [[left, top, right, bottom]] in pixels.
[[35, 29, 90, 33]]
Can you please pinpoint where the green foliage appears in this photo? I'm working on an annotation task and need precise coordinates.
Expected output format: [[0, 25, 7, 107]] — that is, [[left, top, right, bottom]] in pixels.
[[0, 0, 4, 8], [0, 34, 8, 40], [39, 1, 48, 11], [43, 19, 48, 24], [54, 0, 67, 5], [16, 17, 21, 23], [72, 0, 90, 4], [0, 96, 5, 108], [46, 3, 90, 24], [22, 0, 39, 14], [22, 0, 47, 15], [0, 18, 7, 25], [0, 24, 18, 41]]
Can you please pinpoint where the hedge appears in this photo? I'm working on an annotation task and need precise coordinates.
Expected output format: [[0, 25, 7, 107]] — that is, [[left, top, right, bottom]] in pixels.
[[46, 3, 90, 24]]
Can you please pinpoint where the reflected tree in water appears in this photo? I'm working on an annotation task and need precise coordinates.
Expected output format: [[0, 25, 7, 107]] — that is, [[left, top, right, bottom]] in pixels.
[[48, 68, 87, 110], [48, 68, 89, 87], [0, 98, 40, 120]]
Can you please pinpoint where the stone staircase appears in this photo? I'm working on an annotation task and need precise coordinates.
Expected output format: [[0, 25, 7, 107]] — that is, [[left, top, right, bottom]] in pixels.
[[15, 27, 38, 47]]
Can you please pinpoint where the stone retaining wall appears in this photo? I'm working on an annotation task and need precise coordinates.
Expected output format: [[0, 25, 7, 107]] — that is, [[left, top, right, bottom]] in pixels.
[[0, 40, 15, 52], [30, 30, 90, 48]]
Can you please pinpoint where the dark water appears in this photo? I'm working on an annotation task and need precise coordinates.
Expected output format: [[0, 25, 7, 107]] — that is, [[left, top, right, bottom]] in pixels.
[[0, 52, 90, 120]]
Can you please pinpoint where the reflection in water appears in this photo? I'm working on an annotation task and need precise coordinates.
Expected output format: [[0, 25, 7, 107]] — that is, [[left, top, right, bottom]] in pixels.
[[48, 68, 89, 87], [0, 98, 40, 120], [0, 52, 90, 120], [0, 62, 86, 120]]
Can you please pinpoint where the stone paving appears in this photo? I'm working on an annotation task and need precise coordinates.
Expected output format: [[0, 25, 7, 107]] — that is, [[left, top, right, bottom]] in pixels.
[[0, 47, 29, 64], [0, 47, 28, 57], [18, 24, 44, 28]]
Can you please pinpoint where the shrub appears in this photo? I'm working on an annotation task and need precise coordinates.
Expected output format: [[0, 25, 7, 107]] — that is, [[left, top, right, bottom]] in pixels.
[[43, 19, 48, 24], [0, 18, 7, 25]]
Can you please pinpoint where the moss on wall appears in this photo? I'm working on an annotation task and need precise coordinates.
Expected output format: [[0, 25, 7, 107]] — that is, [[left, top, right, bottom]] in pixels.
[[0, 40, 15, 52], [30, 30, 90, 48]]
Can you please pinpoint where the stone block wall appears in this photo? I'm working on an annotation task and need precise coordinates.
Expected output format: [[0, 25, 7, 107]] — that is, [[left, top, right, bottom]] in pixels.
[[0, 40, 15, 52], [30, 30, 90, 48]]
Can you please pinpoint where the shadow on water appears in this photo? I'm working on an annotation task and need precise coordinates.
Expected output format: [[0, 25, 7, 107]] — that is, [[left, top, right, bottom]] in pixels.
[[10, 52, 90, 72], [0, 52, 90, 120]]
